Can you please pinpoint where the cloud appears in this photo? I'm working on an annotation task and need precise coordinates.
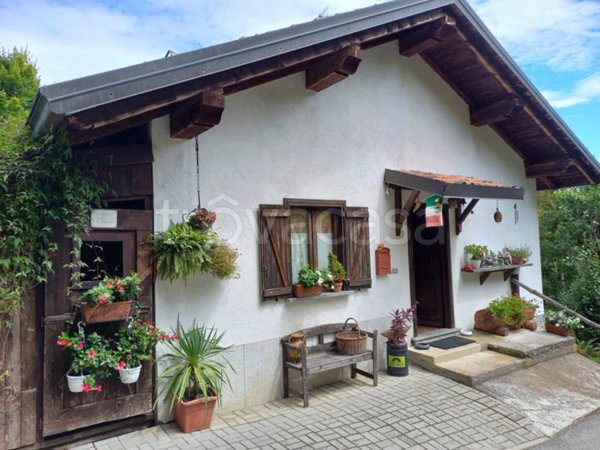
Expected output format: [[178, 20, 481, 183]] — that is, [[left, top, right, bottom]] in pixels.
[[542, 72, 600, 108], [469, 0, 600, 72], [0, 0, 379, 84]]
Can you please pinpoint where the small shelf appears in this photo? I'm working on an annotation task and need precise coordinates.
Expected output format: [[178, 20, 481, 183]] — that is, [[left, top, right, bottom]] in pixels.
[[285, 291, 351, 303], [462, 263, 533, 285]]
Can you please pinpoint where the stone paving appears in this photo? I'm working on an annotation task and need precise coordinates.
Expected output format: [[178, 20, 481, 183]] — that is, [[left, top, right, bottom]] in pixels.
[[69, 367, 544, 450]]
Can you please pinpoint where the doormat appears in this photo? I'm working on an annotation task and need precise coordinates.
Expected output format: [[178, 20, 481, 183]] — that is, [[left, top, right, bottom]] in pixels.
[[428, 336, 475, 350]]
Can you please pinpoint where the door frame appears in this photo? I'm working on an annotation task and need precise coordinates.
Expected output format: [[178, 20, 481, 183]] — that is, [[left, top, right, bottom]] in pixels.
[[407, 204, 454, 336]]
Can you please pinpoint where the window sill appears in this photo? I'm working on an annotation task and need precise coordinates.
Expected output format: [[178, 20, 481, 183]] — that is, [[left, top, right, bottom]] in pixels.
[[285, 291, 351, 303]]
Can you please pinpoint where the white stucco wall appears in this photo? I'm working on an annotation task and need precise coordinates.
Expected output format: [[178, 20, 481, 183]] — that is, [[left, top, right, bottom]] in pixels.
[[151, 41, 543, 417]]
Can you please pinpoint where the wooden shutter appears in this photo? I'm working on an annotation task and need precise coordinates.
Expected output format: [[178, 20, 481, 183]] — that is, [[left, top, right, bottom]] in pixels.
[[344, 207, 372, 289], [259, 205, 292, 300]]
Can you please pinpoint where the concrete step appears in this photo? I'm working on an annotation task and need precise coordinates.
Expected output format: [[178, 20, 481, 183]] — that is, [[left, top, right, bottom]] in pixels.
[[409, 342, 483, 367], [487, 330, 576, 363], [411, 328, 460, 345], [433, 351, 526, 386]]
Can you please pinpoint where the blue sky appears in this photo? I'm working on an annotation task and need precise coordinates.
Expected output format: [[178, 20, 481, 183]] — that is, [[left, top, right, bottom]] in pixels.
[[0, 0, 598, 158]]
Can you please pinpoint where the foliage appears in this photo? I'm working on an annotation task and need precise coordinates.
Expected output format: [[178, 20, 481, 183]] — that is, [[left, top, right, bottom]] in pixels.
[[464, 244, 488, 260], [149, 222, 238, 282], [57, 330, 113, 391], [544, 309, 583, 331], [503, 245, 532, 261], [113, 320, 174, 369], [387, 305, 417, 346], [81, 273, 142, 306], [488, 296, 536, 326], [157, 319, 233, 411], [576, 338, 600, 365], [296, 264, 322, 288], [327, 252, 346, 282], [187, 208, 217, 231]]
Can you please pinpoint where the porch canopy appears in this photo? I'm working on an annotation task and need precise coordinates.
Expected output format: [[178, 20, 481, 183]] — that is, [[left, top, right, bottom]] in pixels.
[[384, 169, 525, 235]]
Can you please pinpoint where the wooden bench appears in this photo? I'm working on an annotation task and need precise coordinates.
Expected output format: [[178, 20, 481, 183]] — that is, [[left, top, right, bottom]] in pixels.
[[281, 323, 378, 407]]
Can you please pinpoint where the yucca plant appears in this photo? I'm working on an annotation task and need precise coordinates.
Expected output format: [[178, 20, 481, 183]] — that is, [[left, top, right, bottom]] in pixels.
[[157, 319, 233, 412]]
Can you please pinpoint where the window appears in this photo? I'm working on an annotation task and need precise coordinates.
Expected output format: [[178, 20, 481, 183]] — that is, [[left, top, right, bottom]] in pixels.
[[259, 199, 371, 301]]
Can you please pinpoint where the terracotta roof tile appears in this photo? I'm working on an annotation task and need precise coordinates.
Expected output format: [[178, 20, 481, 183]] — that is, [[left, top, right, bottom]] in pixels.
[[402, 170, 515, 189]]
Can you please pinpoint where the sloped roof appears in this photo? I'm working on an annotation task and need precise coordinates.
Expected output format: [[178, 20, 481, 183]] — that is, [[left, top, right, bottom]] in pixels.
[[28, 0, 600, 189]]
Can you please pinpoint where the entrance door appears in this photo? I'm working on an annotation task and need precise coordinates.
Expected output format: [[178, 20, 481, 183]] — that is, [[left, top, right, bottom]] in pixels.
[[408, 205, 453, 329]]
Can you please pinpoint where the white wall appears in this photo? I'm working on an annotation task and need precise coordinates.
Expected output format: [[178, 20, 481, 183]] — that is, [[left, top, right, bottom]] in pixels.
[[151, 41, 543, 416]]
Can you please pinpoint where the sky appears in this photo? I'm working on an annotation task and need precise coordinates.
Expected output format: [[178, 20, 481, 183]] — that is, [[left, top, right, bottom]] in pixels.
[[0, 0, 599, 158]]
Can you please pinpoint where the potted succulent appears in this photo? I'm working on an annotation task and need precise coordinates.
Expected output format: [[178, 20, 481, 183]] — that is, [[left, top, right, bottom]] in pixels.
[[545, 310, 583, 336], [464, 244, 488, 269], [327, 253, 347, 292], [382, 305, 416, 377], [79, 272, 142, 323], [113, 320, 174, 384], [292, 264, 323, 297], [57, 330, 112, 393], [157, 320, 233, 433], [503, 245, 532, 265]]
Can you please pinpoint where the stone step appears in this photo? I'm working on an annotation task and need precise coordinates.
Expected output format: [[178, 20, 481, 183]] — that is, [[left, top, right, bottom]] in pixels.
[[411, 328, 461, 345], [433, 351, 526, 386], [409, 342, 483, 367], [487, 330, 576, 363]]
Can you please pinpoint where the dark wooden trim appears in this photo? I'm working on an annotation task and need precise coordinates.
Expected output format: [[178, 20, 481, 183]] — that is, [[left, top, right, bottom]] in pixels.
[[170, 90, 225, 139], [306, 45, 362, 92], [75, 144, 153, 168], [398, 15, 456, 57], [395, 188, 420, 237], [470, 96, 524, 127], [454, 199, 478, 235], [525, 159, 575, 178], [283, 198, 346, 208]]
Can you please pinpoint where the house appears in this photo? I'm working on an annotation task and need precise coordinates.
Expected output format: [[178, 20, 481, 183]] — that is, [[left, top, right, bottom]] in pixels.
[[5, 0, 599, 447]]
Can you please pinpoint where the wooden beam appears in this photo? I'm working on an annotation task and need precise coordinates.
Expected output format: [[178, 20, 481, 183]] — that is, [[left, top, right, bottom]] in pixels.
[[525, 159, 575, 178], [395, 188, 420, 236], [170, 90, 225, 139], [455, 199, 479, 235], [306, 45, 362, 92], [470, 96, 524, 127], [398, 15, 456, 57]]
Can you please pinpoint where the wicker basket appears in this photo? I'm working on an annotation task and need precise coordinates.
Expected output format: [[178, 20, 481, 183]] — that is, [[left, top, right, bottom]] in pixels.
[[336, 317, 367, 355]]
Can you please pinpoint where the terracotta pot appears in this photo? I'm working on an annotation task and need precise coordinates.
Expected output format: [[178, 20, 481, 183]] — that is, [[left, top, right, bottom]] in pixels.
[[292, 284, 323, 298], [80, 300, 133, 323], [545, 323, 572, 337], [175, 396, 218, 433], [286, 333, 306, 362], [332, 282, 343, 292], [511, 256, 526, 265]]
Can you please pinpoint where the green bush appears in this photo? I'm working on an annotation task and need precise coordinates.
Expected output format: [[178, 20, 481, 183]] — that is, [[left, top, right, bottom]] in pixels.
[[488, 296, 536, 326]]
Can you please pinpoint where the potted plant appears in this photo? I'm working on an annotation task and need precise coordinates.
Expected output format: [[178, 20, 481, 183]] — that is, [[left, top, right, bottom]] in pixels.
[[292, 264, 323, 297], [464, 244, 488, 269], [382, 305, 416, 377], [327, 252, 347, 292], [157, 320, 233, 433], [57, 330, 112, 393], [79, 272, 142, 323], [545, 310, 583, 336], [503, 245, 532, 265], [487, 295, 537, 330], [113, 320, 174, 384], [187, 207, 217, 231]]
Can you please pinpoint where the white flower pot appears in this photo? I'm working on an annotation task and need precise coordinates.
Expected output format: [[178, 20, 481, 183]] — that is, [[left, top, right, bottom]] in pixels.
[[469, 259, 482, 269], [119, 365, 142, 384], [67, 373, 86, 393]]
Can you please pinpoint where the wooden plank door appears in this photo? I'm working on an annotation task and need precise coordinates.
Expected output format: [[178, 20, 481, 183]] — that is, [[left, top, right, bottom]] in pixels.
[[42, 210, 154, 437]]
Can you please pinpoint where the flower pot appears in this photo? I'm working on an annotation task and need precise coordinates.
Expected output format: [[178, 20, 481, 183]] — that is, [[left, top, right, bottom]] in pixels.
[[469, 259, 482, 269], [286, 333, 306, 362], [545, 323, 572, 337], [511, 256, 526, 265], [332, 282, 343, 292], [67, 373, 87, 393], [292, 283, 323, 298], [386, 343, 409, 377], [118, 364, 142, 384], [175, 396, 218, 433], [80, 300, 133, 323]]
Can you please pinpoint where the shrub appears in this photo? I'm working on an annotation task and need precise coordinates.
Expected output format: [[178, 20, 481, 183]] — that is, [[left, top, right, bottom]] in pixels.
[[488, 295, 536, 326]]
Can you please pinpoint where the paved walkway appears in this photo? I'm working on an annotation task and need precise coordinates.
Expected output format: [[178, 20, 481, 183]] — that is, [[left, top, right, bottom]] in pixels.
[[70, 367, 544, 450]]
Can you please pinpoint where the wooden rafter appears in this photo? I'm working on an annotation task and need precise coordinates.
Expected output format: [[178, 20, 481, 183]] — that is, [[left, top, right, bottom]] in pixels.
[[470, 96, 524, 127], [306, 45, 362, 92], [454, 199, 478, 235], [525, 159, 575, 178], [398, 15, 456, 57], [394, 188, 420, 236], [170, 89, 225, 139]]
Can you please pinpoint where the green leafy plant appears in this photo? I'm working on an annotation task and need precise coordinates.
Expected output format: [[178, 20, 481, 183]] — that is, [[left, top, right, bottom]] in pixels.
[[296, 264, 322, 288], [503, 245, 532, 262], [81, 272, 142, 306], [327, 252, 346, 283], [464, 244, 488, 260], [113, 320, 174, 369], [157, 320, 233, 411], [576, 338, 600, 364], [488, 296, 537, 326], [204, 240, 239, 279], [545, 309, 583, 331], [387, 305, 417, 346]]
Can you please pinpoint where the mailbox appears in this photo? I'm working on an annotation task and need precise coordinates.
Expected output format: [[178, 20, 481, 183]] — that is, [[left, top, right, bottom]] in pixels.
[[375, 244, 391, 275]]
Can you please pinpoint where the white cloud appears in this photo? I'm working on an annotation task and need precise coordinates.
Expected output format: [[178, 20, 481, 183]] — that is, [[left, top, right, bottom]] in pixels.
[[469, 0, 600, 72], [542, 72, 600, 108]]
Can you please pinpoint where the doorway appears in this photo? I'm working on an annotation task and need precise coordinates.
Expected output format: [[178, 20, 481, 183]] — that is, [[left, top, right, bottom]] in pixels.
[[408, 204, 453, 332]]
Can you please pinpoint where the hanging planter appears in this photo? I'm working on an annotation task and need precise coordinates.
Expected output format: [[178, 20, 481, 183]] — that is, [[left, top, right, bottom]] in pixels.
[[80, 300, 133, 323], [118, 364, 142, 384], [78, 273, 141, 323], [66, 373, 87, 393]]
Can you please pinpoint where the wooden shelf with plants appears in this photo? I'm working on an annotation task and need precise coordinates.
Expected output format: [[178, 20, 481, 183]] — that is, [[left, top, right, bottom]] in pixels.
[[462, 263, 533, 285]]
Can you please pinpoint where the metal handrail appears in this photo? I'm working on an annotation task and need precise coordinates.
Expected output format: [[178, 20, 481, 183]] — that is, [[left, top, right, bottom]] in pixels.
[[511, 278, 600, 330]]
